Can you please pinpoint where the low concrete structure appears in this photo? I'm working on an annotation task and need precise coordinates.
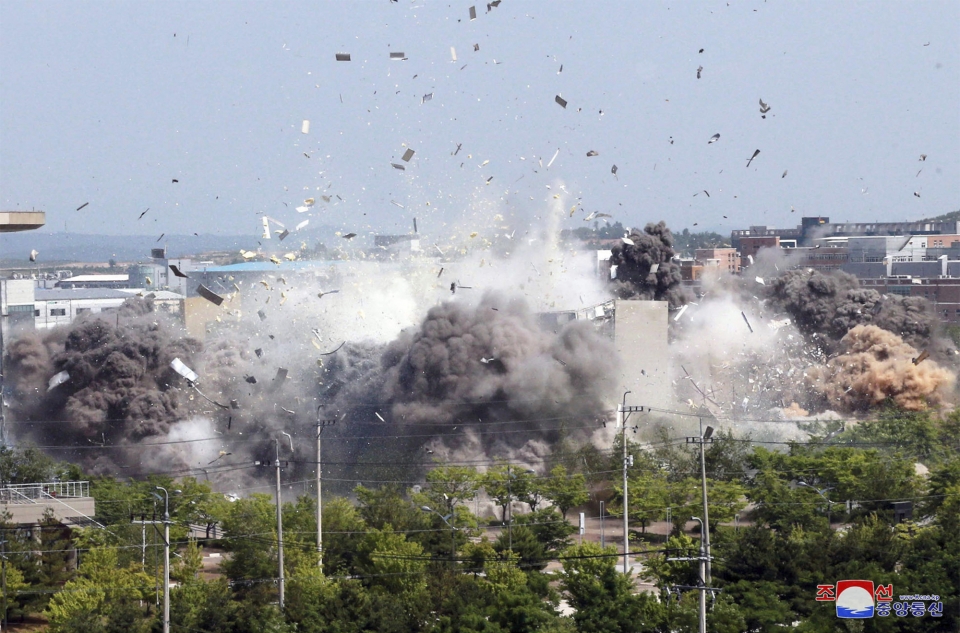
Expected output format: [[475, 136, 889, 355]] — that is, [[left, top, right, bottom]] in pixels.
[[0, 481, 97, 527], [0, 211, 45, 233]]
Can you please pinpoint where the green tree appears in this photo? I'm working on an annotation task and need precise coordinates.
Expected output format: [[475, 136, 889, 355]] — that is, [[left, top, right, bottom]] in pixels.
[[420, 465, 482, 516], [541, 465, 588, 519], [559, 542, 665, 633], [321, 496, 366, 574], [483, 464, 533, 524]]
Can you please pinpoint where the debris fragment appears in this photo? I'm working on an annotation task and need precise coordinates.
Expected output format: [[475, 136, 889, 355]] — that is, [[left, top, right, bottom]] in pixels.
[[586, 150, 599, 157], [402, 148, 415, 162], [697, 65, 703, 79], [295, 219, 309, 231], [469, 5, 476, 19], [746, 149, 761, 167], [421, 93, 433, 103], [547, 148, 560, 168], [273, 368, 288, 386], [755, 277, 765, 285], [335, 53, 351, 61], [47, 371, 70, 391], [320, 341, 346, 355], [913, 350, 930, 365], [391, 163, 406, 170], [708, 133, 720, 144], [76, 202, 89, 211], [673, 304, 689, 322], [389, 52, 405, 60], [759, 98, 771, 114], [170, 358, 200, 383], [342, 233, 357, 239], [245, 375, 257, 384], [741, 311, 754, 333], [301, 120, 310, 134], [261, 217, 271, 239], [555, 95, 567, 108], [29, 249, 39, 262], [197, 285, 225, 306], [278, 229, 290, 241], [611, 164, 618, 175], [169, 264, 189, 278], [257, 309, 267, 321], [782, 170, 788, 178]]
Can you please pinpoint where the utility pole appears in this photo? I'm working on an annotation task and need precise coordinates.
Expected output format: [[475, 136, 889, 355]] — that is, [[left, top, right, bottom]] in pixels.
[[600, 501, 605, 549], [666, 516, 719, 633], [276, 432, 292, 609], [155, 487, 172, 633], [316, 410, 336, 571], [686, 421, 714, 584], [2, 538, 7, 632], [618, 392, 643, 575]]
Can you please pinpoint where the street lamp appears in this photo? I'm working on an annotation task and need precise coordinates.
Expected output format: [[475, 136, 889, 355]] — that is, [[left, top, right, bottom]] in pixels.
[[798, 482, 835, 527], [691, 516, 707, 633], [421, 506, 456, 567]]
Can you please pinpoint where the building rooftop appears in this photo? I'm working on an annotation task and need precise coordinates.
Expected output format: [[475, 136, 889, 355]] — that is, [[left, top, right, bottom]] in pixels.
[[58, 274, 129, 283], [0, 211, 46, 232], [36, 288, 134, 301]]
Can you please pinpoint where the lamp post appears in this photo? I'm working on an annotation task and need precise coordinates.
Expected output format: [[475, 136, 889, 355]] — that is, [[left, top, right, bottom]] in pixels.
[[691, 516, 706, 633], [421, 506, 456, 567], [685, 422, 714, 584], [798, 482, 834, 527]]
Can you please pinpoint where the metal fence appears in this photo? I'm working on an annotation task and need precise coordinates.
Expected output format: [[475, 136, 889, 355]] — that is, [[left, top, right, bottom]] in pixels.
[[0, 481, 90, 504]]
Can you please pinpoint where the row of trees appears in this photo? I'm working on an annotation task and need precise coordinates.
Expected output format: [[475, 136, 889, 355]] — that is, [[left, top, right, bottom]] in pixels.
[[0, 406, 957, 631]]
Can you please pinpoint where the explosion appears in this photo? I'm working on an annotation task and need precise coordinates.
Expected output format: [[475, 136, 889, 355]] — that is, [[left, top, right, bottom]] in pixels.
[[609, 221, 690, 308], [807, 325, 955, 412]]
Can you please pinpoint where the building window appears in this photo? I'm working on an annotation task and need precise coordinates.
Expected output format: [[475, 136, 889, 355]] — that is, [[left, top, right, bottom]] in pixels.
[[34, 309, 40, 317], [50, 308, 67, 316]]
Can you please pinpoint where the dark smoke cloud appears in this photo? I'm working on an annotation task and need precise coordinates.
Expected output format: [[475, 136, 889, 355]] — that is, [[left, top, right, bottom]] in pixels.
[[609, 221, 690, 308], [378, 291, 617, 440], [763, 269, 955, 360]]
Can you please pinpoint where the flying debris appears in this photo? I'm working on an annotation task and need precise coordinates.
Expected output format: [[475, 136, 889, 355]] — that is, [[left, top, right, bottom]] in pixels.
[[914, 192, 921, 198], [389, 52, 405, 60], [196, 285, 225, 306], [320, 341, 346, 355], [391, 163, 406, 170], [469, 5, 477, 19], [29, 249, 38, 262], [586, 150, 599, 157], [138, 208, 149, 219], [317, 289, 340, 298], [782, 170, 788, 178], [421, 93, 433, 104], [170, 358, 200, 383], [450, 46, 458, 61], [76, 202, 89, 211], [755, 277, 765, 285], [555, 95, 568, 108], [741, 311, 754, 333], [759, 98, 771, 113], [913, 350, 930, 365], [402, 148, 415, 162], [301, 120, 310, 134], [257, 309, 267, 321], [622, 237, 635, 246], [273, 368, 288, 387], [278, 229, 290, 241], [697, 65, 703, 79], [47, 371, 71, 392], [169, 264, 188, 278], [335, 53, 351, 61], [245, 376, 257, 384], [342, 233, 357, 239], [919, 154, 927, 161], [295, 219, 309, 231], [746, 149, 761, 167], [611, 164, 618, 176], [708, 133, 720, 144], [547, 148, 560, 168], [673, 304, 689, 322], [261, 217, 271, 239]]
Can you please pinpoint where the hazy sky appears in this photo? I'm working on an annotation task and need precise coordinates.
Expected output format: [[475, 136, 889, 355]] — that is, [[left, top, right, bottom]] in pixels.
[[1, 1, 957, 239]]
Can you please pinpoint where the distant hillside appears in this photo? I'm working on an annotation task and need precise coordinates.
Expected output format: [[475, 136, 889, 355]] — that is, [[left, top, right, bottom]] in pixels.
[[920, 209, 960, 222], [0, 225, 344, 264]]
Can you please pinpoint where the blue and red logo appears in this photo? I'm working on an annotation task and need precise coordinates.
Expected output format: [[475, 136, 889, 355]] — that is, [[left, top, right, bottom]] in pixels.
[[817, 580, 892, 619]]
